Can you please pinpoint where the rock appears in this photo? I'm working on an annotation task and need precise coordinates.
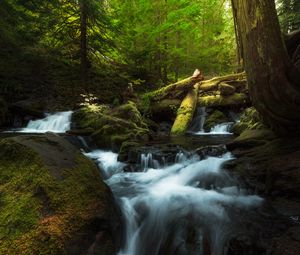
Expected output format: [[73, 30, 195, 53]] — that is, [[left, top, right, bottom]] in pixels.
[[195, 145, 227, 158], [150, 99, 181, 122], [231, 107, 266, 135], [73, 102, 150, 151], [0, 133, 121, 255], [204, 110, 229, 131], [219, 82, 236, 96], [226, 129, 276, 151], [67, 128, 95, 136]]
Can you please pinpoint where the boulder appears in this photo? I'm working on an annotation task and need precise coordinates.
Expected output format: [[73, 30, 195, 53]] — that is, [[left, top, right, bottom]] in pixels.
[[72, 102, 150, 151], [231, 107, 266, 135], [0, 133, 121, 255], [204, 110, 229, 131]]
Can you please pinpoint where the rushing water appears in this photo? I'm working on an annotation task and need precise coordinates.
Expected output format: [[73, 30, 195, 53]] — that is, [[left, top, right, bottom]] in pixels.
[[85, 149, 263, 255], [11, 111, 73, 133]]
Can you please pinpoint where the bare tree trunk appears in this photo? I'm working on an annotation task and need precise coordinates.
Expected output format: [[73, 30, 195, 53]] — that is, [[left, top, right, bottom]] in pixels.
[[231, 0, 244, 72], [80, 0, 88, 91], [231, 0, 300, 134]]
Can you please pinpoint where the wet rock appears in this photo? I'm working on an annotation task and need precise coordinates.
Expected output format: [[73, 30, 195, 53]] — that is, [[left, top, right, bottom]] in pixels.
[[0, 133, 121, 255], [231, 107, 266, 135], [204, 110, 229, 131], [72, 102, 150, 151], [195, 145, 227, 158]]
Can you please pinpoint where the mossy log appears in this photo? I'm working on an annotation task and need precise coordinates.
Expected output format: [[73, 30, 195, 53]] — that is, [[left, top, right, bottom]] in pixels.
[[197, 72, 246, 92], [145, 69, 204, 102], [171, 87, 198, 135], [198, 93, 249, 107]]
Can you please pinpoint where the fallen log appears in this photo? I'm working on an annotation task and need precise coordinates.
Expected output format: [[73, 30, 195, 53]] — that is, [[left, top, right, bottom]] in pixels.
[[171, 87, 198, 135], [198, 93, 250, 107], [197, 72, 246, 92], [145, 69, 204, 102]]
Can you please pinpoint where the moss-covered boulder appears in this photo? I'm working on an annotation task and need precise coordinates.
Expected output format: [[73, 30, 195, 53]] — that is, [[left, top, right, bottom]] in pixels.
[[0, 133, 121, 255], [72, 102, 150, 151], [204, 110, 229, 131], [231, 107, 266, 135]]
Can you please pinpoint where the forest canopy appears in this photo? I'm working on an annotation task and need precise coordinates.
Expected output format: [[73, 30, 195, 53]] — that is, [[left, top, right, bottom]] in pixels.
[[0, 0, 299, 106]]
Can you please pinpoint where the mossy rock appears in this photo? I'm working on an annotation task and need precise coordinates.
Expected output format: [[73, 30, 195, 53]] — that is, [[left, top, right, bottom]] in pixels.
[[73, 103, 150, 151], [204, 110, 229, 131], [111, 101, 148, 129], [0, 133, 120, 255], [118, 141, 140, 162], [231, 107, 266, 135]]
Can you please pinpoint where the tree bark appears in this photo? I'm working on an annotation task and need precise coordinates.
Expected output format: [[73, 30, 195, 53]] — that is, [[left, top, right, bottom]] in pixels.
[[231, 0, 300, 133], [80, 0, 88, 91]]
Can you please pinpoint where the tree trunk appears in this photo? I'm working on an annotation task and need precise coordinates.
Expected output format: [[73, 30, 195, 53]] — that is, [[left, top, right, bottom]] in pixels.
[[231, 0, 300, 134], [80, 0, 88, 91]]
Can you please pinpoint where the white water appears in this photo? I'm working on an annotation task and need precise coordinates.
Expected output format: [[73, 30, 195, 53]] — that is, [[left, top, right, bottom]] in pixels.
[[84, 150, 125, 179], [195, 122, 233, 135], [85, 150, 263, 255], [189, 107, 207, 132], [17, 111, 73, 133]]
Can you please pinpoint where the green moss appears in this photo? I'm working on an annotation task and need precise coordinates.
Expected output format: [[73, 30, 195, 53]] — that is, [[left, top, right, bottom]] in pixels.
[[204, 110, 229, 131], [232, 107, 266, 135], [171, 88, 198, 135], [0, 138, 113, 255], [198, 93, 249, 107]]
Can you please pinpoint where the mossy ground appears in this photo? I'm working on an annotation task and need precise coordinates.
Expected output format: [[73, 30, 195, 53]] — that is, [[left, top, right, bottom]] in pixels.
[[0, 138, 114, 255]]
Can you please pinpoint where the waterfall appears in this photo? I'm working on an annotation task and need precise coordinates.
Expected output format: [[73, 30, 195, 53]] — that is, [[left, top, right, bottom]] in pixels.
[[85, 149, 263, 255], [18, 111, 73, 133], [189, 107, 207, 132], [175, 151, 187, 163], [209, 122, 233, 134], [84, 150, 125, 179]]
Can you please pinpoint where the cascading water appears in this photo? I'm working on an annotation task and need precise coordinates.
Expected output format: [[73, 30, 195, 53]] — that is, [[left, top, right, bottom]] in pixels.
[[18, 111, 73, 133], [85, 149, 263, 255], [209, 122, 233, 134], [189, 107, 207, 132]]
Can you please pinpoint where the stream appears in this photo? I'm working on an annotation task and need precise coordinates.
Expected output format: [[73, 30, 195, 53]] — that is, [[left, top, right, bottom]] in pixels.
[[5, 111, 264, 255]]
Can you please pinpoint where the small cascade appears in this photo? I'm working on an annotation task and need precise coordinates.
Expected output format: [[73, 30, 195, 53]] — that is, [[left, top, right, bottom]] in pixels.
[[175, 151, 187, 163], [140, 153, 161, 171], [141, 153, 153, 171], [18, 111, 73, 133], [189, 107, 207, 132], [85, 148, 263, 255], [209, 122, 233, 134], [84, 150, 125, 179]]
